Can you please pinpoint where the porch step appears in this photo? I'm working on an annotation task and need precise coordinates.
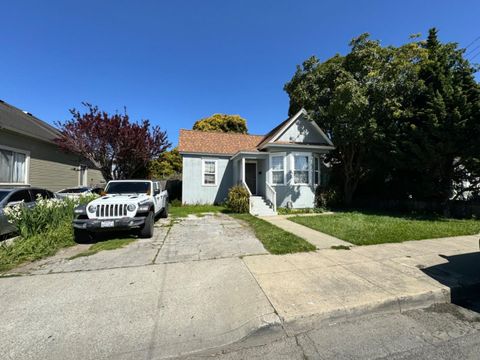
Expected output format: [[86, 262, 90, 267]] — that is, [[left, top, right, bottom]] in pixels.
[[250, 196, 277, 216]]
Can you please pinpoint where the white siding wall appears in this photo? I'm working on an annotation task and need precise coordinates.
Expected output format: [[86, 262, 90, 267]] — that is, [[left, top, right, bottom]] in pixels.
[[182, 154, 233, 204], [267, 150, 326, 208], [275, 115, 328, 144]]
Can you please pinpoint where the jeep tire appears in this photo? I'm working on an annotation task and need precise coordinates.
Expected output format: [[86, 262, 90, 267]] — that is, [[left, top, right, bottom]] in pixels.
[[159, 203, 169, 218], [139, 211, 154, 238]]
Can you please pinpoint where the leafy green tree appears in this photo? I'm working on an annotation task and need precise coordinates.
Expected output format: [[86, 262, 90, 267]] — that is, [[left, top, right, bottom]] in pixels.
[[148, 147, 182, 179], [285, 34, 423, 205], [398, 28, 480, 202], [193, 114, 248, 133]]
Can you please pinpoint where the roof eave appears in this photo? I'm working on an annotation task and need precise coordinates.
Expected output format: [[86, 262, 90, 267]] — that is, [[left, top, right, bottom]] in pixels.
[[0, 125, 58, 145], [262, 143, 335, 151]]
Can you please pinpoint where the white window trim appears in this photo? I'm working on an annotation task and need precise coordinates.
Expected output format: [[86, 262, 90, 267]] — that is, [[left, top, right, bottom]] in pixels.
[[202, 159, 218, 186], [313, 154, 321, 187], [291, 152, 312, 186], [268, 152, 286, 186], [0, 144, 30, 186]]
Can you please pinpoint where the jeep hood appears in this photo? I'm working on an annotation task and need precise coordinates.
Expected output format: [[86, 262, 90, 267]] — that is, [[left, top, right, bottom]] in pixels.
[[89, 194, 151, 205]]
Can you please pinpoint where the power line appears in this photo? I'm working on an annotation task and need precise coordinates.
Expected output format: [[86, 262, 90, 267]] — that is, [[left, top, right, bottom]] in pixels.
[[466, 44, 480, 56], [469, 50, 480, 62], [465, 35, 480, 50]]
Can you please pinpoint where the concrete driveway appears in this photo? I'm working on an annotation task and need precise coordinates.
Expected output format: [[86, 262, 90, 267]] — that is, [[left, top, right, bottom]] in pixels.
[[0, 214, 275, 360], [2, 213, 479, 359]]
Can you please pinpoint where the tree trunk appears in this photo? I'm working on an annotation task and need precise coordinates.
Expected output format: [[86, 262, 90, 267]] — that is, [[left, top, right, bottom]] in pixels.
[[343, 177, 358, 206]]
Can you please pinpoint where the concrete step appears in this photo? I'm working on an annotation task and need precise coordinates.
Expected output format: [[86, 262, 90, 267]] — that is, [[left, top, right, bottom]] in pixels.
[[250, 196, 277, 216]]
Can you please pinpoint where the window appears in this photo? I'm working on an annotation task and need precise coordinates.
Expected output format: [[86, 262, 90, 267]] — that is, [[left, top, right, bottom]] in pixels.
[[105, 181, 151, 194], [293, 155, 310, 185], [314, 156, 320, 186], [8, 189, 32, 204], [202, 160, 217, 185], [0, 147, 28, 184], [30, 189, 54, 200], [270, 155, 285, 185]]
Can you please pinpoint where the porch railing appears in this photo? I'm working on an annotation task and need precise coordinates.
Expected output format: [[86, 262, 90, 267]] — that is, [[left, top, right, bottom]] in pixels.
[[241, 179, 253, 213], [265, 183, 277, 213]]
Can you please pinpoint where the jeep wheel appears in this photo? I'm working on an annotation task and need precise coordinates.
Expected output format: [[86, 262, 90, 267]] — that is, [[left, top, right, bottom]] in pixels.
[[159, 203, 169, 218], [139, 211, 154, 238], [74, 228, 94, 243]]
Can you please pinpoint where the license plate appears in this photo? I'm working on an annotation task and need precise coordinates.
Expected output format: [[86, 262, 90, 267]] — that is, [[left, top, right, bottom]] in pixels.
[[101, 221, 115, 228]]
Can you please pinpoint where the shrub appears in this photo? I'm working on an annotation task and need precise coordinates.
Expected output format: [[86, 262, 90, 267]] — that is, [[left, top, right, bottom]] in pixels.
[[226, 185, 250, 213], [315, 186, 341, 209], [4, 194, 97, 238], [0, 222, 74, 272], [0, 194, 99, 272]]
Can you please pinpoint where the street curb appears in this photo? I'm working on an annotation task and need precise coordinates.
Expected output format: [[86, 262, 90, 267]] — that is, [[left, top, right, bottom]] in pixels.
[[280, 286, 451, 335]]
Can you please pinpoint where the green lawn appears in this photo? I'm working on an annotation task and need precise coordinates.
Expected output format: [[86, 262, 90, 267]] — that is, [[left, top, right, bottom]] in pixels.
[[290, 212, 480, 246], [169, 204, 227, 218], [232, 214, 316, 254], [0, 222, 75, 273]]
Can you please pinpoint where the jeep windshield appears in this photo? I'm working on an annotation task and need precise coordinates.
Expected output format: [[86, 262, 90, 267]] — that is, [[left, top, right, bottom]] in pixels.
[[105, 182, 150, 194]]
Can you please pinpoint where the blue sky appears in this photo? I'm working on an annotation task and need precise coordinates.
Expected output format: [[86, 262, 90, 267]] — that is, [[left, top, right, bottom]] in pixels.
[[1, 0, 479, 146]]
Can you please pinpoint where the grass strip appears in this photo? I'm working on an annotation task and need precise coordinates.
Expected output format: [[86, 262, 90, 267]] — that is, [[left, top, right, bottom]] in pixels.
[[231, 213, 316, 254]]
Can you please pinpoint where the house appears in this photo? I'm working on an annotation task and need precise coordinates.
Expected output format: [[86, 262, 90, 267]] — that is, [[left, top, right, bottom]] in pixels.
[[178, 108, 334, 215], [0, 100, 105, 191]]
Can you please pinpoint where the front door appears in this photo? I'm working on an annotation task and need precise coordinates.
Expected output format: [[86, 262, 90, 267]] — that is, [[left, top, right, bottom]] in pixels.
[[245, 162, 257, 195]]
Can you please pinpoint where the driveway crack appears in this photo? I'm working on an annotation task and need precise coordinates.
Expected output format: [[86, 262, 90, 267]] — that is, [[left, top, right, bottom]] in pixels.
[[151, 221, 172, 264]]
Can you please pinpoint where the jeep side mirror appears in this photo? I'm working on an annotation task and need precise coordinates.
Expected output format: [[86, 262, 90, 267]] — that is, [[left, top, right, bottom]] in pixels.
[[154, 189, 160, 195]]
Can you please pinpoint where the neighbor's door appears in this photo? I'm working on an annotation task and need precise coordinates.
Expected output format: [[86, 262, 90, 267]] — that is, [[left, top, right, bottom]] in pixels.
[[245, 162, 257, 195]]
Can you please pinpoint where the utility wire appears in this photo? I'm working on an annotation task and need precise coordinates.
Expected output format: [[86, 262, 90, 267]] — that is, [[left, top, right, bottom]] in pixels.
[[465, 35, 480, 50], [466, 44, 480, 56], [469, 50, 480, 62]]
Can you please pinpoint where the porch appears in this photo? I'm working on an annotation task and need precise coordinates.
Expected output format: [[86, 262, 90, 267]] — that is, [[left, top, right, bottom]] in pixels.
[[232, 153, 277, 216]]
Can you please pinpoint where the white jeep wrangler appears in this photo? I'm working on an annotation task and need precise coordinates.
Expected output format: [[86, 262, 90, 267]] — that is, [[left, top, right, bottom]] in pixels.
[[73, 180, 168, 241]]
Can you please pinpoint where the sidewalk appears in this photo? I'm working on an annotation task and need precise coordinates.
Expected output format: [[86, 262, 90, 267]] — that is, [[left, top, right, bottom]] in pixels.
[[243, 235, 480, 333], [260, 215, 352, 249]]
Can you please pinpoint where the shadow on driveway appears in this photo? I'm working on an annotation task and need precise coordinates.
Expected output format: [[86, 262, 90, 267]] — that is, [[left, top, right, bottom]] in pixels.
[[421, 251, 480, 312]]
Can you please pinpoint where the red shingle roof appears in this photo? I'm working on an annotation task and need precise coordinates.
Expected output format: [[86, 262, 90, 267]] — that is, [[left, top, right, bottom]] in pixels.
[[178, 129, 264, 155]]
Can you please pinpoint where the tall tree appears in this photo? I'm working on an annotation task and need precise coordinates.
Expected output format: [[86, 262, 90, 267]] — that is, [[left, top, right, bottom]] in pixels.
[[56, 103, 170, 181], [148, 147, 182, 179], [193, 114, 248, 133], [285, 34, 423, 205], [398, 28, 480, 202]]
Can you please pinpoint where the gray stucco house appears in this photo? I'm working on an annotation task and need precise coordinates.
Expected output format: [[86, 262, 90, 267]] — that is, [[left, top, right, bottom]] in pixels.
[[0, 100, 105, 191], [178, 109, 334, 215]]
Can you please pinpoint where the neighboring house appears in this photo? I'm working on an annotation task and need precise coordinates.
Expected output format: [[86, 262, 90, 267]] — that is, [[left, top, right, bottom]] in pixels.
[[178, 108, 335, 215], [0, 100, 105, 192]]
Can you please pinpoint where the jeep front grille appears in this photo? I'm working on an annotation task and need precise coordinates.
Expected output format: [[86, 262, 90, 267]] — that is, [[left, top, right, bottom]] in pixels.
[[96, 204, 128, 218]]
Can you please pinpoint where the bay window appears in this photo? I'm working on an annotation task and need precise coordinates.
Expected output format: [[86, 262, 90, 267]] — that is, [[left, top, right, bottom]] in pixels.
[[0, 147, 28, 184], [293, 154, 310, 185], [270, 154, 285, 185]]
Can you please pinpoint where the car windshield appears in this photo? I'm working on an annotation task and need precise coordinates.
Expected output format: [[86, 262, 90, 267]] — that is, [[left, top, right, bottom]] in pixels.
[[105, 182, 150, 194], [0, 190, 11, 203], [58, 187, 90, 194]]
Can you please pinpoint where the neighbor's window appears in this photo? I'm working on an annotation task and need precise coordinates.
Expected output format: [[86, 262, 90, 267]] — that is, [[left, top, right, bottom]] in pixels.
[[314, 156, 320, 186], [203, 160, 217, 185], [293, 155, 310, 184], [0, 147, 27, 184], [271, 155, 285, 185]]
